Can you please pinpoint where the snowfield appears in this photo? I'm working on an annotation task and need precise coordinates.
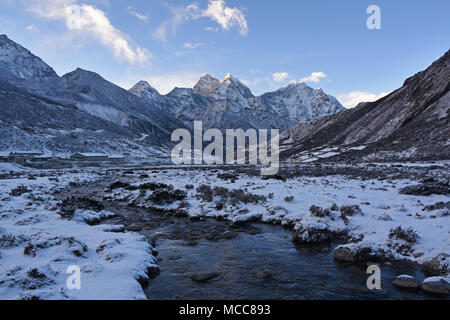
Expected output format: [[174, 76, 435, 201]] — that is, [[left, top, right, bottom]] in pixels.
[[0, 162, 448, 299], [0, 170, 158, 300]]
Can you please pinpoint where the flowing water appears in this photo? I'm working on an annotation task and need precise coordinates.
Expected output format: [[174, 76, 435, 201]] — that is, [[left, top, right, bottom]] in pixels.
[[143, 219, 436, 300]]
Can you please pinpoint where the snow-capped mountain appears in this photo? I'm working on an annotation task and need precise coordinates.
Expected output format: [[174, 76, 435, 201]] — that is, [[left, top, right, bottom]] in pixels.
[[192, 74, 220, 96], [0, 34, 344, 155], [260, 82, 345, 122], [0, 35, 185, 155], [280, 49, 450, 161], [0, 34, 57, 81], [129, 80, 167, 109], [130, 73, 344, 131]]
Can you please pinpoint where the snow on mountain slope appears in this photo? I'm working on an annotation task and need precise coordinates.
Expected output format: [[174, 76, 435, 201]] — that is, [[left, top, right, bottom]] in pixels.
[[260, 82, 345, 122], [280, 49, 450, 162], [0, 34, 58, 81], [130, 74, 344, 131], [129, 80, 166, 109], [192, 74, 220, 96]]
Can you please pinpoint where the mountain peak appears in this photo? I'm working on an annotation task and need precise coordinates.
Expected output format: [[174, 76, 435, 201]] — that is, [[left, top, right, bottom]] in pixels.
[[193, 73, 220, 96], [63, 68, 103, 81], [223, 73, 233, 81], [130, 80, 161, 98], [0, 34, 58, 80]]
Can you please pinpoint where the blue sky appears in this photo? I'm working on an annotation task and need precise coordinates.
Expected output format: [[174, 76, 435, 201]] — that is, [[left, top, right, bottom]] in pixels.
[[0, 0, 449, 107]]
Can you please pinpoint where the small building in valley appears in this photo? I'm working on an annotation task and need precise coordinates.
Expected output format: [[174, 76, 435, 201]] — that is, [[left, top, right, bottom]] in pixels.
[[70, 153, 110, 162], [0, 152, 9, 162], [29, 155, 54, 163]]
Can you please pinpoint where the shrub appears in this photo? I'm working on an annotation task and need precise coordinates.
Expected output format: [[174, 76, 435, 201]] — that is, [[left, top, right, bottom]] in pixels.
[[196, 185, 213, 202], [340, 205, 362, 217], [10, 185, 32, 197], [389, 226, 419, 243], [59, 197, 105, 219], [309, 205, 331, 218], [149, 189, 187, 205]]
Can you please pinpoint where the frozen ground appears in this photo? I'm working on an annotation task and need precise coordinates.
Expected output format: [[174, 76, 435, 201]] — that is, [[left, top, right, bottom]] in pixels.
[[0, 162, 448, 299], [0, 169, 158, 300]]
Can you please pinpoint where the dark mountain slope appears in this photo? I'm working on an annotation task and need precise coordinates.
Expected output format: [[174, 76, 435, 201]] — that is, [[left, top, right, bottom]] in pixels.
[[281, 50, 450, 161]]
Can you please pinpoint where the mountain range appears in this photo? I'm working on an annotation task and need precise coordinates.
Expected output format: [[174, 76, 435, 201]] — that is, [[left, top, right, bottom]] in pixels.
[[0, 34, 344, 156], [1, 34, 448, 162]]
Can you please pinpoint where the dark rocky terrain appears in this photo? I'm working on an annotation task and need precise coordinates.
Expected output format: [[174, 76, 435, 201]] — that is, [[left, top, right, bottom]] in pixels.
[[281, 50, 450, 162]]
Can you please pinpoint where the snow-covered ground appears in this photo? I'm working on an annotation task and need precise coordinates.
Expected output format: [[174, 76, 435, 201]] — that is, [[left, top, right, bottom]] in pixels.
[[106, 166, 449, 275], [0, 163, 448, 299], [0, 170, 158, 300]]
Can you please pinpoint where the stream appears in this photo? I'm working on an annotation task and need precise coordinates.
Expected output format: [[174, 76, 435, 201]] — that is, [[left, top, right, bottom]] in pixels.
[[62, 178, 444, 300]]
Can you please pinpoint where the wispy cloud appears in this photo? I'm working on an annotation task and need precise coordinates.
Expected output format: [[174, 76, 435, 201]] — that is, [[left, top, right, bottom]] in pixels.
[[202, 0, 248, 36], [127, 6, 148, 22], [154, 0, 248, 41], [26, 24, 37, 31], [183, 42, 203, 49], [25, 0, 151, 65], [153, 3, 200, 41], [337, 91, 391, 108], [205, 26, 219, 32], [272, 72, 291, 82], [300, 72, 328, 83]]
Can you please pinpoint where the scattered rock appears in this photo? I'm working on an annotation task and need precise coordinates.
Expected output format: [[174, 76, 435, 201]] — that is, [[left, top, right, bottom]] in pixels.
[[126, 224, 143, 232], [189, 272, 220, 282], [423, 201, 450, 211], [421, 277, 449, 295], [400, 181, 449, 196], [421, 253, 449, 276], [219, 231, 239, 240], [333, 247, 355, 262], [413, 252, 424, 259], [256, 270, 274, 279], [393, 275, 419, 290]]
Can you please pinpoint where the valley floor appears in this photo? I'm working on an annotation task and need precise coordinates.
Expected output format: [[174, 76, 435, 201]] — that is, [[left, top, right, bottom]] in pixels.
[[0, 161, 448, 299]]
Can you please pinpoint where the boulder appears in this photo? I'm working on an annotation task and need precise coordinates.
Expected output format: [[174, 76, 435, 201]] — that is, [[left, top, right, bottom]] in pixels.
[[333, 247, 355, 262], [393, 275, 419, 289], [256, 270, 274, 279], [126, 224, 143, 232], [421, 277, 449, 295], [189, 272, 220, 282], [421, 253, 449, 276]]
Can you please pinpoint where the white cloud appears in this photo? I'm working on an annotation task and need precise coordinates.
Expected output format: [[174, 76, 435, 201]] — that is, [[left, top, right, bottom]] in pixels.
[[202, 0, 248, 36], [26, 24, 37, 31], [205, 26, 219, 32], [25, 0, 151, 65], [272, 72, 291, 82], [153, 3, 200, 41], [183, 42, 203, 49], [154, 0, 248, 41], [127, 6, 148, 22], [337, 91, 391, 109], [300, 72, 328, 83]]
